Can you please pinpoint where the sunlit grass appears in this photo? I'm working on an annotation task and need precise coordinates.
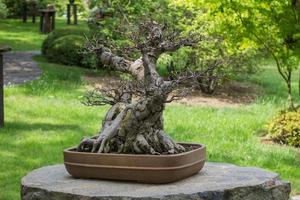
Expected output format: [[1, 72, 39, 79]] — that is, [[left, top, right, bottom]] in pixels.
[[0, 58, 106, 199], [0, 18, 88, 51], [237, 58, 300, 105], [165, 103, 300, 195]]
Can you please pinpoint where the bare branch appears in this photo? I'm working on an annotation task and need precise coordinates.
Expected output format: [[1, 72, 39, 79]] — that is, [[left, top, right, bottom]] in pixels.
[[83, 35, 144, 79], [165, 89, 190, 103], [159, 34, 202, 53], [128, 20, 203, 56], [82, 81, 134, 106]]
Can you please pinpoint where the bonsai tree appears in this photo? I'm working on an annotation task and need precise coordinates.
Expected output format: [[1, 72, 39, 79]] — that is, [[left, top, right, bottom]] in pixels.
[[77, 21, 203, 155]]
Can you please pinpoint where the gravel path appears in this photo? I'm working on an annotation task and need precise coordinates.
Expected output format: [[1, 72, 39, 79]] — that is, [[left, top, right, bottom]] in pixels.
[[3, 51, 41, 86]]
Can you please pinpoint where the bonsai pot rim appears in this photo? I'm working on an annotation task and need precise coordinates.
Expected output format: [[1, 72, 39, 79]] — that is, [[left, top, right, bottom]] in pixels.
[[64, 142, 205, 157], [64, 142, 206, 183]]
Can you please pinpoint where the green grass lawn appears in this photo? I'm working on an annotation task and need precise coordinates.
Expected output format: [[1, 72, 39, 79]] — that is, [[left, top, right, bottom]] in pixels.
[[0, 18, 299, 199], [0, 18, 88, 51]]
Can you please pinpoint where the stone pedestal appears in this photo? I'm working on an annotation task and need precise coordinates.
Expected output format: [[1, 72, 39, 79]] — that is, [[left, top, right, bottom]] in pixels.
[[21, 162, 291, 200], [39, 8, 56, 34]]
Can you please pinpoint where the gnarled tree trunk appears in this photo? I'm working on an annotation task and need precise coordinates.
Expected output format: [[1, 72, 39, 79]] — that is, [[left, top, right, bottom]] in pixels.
[[77, 21, 199, 155]]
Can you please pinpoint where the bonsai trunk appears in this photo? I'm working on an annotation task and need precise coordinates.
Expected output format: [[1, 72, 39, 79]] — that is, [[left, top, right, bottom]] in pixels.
[[77, 53, 185, 155], [78, 21, 201, 154]]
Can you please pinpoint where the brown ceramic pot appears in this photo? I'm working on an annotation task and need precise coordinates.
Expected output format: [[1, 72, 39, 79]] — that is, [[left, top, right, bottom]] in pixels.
[[64, 143, 206, 183]]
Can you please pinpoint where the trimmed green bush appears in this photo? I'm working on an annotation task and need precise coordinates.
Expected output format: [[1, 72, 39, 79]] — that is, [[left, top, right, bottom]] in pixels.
[[44, 34, 85, 66], [267, 108, 300, 148], [42, 28, 97, 68], [42, 29, 88, 55]]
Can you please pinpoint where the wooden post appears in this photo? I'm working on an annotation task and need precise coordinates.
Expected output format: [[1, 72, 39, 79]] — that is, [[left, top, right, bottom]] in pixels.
[[73, 4, 78, 25], [67, 4, 71, 25], [39, 13, 44, 32], [32, 3, 36, 23], [23, 1, 38, 23], [39, 7, 56, 34], [67, 4, 78, 25], [22, 1, 27, 23], [0, 46, 11, 128], [44, 12, 50, 33]]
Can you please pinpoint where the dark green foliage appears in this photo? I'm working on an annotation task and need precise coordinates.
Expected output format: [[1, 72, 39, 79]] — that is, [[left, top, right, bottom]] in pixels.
[[42, 28, 87, 55], [46, 0, 87, 16], [268, 107, 300, 148], [3, 0, 48, 17], [3, 0, 22, 17], [3, 0, 87, 17], [157, 45, 258, 94], [44, 35, 85, 66], [42, 28, 97, 68], [0, 0, 7, 18], [87, 0, 170, 48]]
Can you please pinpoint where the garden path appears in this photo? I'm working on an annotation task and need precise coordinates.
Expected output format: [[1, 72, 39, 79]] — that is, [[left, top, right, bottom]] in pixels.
[[3, 51, 41, 85]]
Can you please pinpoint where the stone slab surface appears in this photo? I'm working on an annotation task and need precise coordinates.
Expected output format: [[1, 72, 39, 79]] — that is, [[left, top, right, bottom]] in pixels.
[[3, 51, 41, 85], [21, 162, 291, 200], [293, 196, 300, 200]]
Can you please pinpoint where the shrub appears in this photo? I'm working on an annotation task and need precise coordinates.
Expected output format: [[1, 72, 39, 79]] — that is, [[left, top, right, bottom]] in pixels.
[[42, 29, 88, 55], [42, 28, 97, 68], [267, 108, 300, 148], [44, 34, 85, 67]]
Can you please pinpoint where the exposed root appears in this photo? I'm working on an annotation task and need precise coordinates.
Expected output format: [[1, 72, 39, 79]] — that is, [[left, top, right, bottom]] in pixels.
[[78, 129, 185, 155], [90, 105, 132, 153], [77, 137, 95, 152], [157, 130, 185, 154], [133, 134, 159, 155]]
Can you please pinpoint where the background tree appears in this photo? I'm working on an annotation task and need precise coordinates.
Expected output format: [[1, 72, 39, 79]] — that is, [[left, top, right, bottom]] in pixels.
[[214, 0, 300, 109], [158, 0, 259, 94], [3, 0, 87, 17]]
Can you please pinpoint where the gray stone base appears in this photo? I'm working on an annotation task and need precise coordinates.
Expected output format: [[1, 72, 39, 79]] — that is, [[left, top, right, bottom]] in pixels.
[[21, 162, 291, 200]]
